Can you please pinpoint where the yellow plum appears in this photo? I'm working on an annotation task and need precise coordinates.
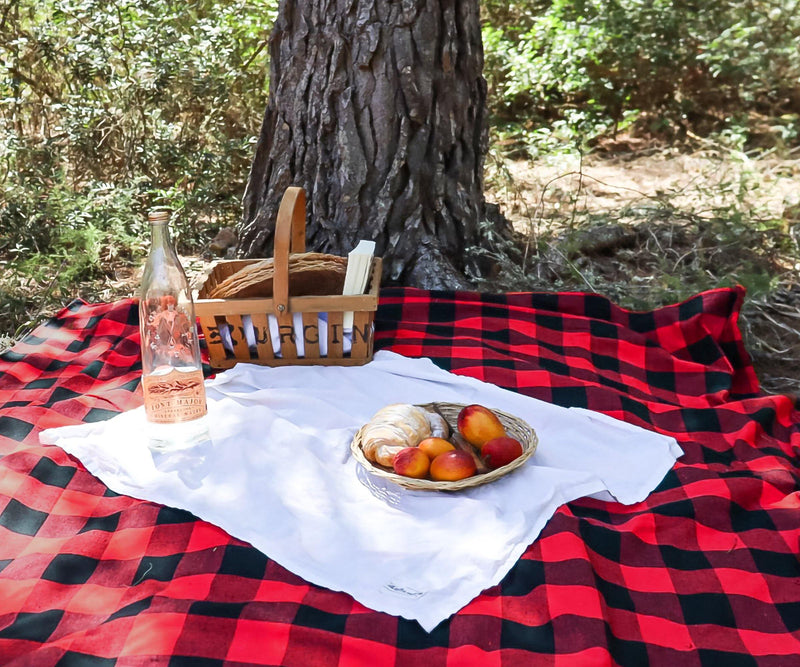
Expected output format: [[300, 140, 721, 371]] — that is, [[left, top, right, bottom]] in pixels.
[[481, 436, 523, 470], [392, 447, 430, 479], [418, 437, 456, 460], [457, 404, 506, 450], [429, 450, 477, 481]]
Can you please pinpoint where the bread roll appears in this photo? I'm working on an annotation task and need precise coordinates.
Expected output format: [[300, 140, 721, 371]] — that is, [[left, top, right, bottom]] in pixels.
[[360, 404, 433, 467]]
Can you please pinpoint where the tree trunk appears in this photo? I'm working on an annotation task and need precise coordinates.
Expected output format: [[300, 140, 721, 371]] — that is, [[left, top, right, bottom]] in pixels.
[[238, 0, 488, 289]]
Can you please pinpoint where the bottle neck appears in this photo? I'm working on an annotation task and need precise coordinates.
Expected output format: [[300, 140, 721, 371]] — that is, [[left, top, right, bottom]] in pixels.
[[149, 222, 171, 251]]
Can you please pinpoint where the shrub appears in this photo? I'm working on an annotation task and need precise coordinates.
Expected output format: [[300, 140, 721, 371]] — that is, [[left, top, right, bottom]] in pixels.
[[481, 0, 800, 151], [0, 0, 277, 256]]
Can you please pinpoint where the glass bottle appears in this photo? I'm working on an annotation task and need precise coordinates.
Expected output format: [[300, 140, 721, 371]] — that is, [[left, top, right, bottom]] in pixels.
[[139, 209, 208, 449]]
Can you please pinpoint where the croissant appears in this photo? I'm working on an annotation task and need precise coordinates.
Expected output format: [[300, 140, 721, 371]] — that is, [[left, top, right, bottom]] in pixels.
[[361, 403, 450, 467], [426, 410, 450, 440]]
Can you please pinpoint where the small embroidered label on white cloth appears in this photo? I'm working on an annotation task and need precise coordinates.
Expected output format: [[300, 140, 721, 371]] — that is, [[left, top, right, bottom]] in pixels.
[[384, 583, 426, 599]]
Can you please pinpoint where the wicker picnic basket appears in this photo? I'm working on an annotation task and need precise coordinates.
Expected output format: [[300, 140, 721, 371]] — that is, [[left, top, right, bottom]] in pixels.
[[194, 187, 382, 369], [351, 402, 538, 491]]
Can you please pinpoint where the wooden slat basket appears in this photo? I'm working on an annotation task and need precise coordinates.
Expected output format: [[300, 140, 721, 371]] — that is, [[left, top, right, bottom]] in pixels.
[[194, 187, 382, 369]]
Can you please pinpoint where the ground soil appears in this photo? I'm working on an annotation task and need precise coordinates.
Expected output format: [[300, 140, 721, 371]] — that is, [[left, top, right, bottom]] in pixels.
[[485, 142, 800, 395], [499, 140, 800, 227]]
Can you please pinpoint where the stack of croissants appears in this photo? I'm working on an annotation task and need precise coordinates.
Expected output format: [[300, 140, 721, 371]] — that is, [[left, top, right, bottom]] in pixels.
[[360, 403, 449, 467]]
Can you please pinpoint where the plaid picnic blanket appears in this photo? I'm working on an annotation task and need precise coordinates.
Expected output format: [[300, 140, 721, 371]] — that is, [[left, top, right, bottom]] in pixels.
[[1, 287, 798, 665]]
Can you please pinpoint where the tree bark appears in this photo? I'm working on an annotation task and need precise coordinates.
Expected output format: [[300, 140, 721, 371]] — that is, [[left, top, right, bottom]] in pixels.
[[238, 0, 488, 289]]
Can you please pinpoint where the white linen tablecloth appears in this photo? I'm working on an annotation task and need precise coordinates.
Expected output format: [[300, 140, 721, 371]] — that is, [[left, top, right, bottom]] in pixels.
[[40, 350, 682, 631]]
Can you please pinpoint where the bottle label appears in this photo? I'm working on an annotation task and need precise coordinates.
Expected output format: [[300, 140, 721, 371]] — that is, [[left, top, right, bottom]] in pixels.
[[142, 368, 207, 424]]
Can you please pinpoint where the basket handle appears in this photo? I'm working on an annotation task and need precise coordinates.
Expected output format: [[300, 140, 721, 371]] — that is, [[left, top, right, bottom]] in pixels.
[[273, 186, 307, 316]]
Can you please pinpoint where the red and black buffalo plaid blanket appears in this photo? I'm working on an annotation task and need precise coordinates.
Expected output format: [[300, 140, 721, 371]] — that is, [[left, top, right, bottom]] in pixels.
[[1, 286, 798, 665]]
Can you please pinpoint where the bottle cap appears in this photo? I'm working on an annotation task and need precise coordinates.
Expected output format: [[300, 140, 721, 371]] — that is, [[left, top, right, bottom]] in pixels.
[[148, 210, 171, 224]]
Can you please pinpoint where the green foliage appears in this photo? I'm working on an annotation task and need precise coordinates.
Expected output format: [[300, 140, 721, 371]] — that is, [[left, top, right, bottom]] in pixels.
[[1, 0, 276, 342], [1, 0, 275, 255], [482, 0, 800, 152]]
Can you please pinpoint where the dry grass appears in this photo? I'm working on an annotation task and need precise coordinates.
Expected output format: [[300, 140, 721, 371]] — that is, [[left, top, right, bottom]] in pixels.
[[483, 140, 800, 395]]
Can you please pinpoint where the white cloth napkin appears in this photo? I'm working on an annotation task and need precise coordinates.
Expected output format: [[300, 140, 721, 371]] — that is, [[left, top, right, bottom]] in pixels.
[[40, 350, 682, 631]]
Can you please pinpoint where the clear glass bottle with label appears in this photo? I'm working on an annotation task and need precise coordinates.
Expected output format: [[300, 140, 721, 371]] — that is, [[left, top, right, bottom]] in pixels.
[[139, 209, 208, 449]]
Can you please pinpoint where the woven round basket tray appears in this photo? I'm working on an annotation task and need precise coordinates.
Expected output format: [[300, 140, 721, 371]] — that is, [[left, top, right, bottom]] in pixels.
[[350, 402, 538, 491]]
